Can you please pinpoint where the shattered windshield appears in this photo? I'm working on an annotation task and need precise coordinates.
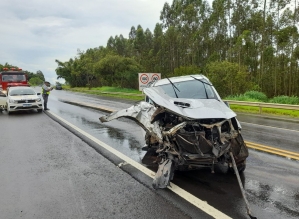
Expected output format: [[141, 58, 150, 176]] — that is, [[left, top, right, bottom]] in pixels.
[[158, 79, 217, 99]]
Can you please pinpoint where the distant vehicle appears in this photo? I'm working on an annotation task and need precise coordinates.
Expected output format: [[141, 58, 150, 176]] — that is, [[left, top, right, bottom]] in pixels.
[[55, 84, 62, 90], [0, 86, 43, 114], [0, 67, 30, 92]]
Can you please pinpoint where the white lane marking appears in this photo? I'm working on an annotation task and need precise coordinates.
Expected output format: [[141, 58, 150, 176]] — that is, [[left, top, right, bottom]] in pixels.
[[241, 121, 299, 133], [48, 111, 231, 219]]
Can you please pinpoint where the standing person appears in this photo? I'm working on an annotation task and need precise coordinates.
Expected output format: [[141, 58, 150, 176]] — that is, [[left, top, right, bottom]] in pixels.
[[42, 81, 53, 110]]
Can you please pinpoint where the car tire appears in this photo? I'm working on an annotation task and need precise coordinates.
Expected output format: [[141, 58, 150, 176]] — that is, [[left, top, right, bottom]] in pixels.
[[237, 161, 246, 173], [37, 109, 42, 113], [6, 104, 11, 115]]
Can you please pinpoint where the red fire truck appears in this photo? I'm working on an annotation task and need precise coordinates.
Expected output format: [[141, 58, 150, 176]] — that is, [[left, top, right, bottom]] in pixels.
[[0, 67, 30, 92]]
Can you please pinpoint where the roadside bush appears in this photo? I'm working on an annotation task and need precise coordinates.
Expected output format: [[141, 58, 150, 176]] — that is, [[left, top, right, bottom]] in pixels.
[[225, 91, 268, 102], [225, 94, 263, 102], [243, 91, 268, 102], [269, 96, 299, 105]]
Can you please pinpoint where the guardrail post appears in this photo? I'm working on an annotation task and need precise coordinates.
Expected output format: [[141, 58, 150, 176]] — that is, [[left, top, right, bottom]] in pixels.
[[259, 104, 262, 114]]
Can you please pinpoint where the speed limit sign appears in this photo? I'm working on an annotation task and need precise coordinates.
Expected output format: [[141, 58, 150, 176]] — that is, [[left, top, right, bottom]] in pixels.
[[140, 74, 149, 84], [151, 74, 160, 81], [138, 73, 161, 91]]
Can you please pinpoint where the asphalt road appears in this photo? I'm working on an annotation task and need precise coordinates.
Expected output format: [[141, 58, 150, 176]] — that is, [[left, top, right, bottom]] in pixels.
[[0, 110, 201, 219], [1, 89, 298, 219]]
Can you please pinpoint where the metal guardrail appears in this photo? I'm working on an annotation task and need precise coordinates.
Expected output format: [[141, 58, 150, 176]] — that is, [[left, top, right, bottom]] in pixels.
[[100, 91, 144, 97], [71, 90, 144, 97], [226, 100, 299, 113]]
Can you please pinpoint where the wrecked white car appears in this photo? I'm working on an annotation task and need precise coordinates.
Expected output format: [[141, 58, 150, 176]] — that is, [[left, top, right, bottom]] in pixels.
[[100, 75, 256, 218], [100, 74, 249, 186]]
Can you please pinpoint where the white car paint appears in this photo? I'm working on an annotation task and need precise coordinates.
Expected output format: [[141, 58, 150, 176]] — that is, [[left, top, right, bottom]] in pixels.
[[4, 87, 43, 114]]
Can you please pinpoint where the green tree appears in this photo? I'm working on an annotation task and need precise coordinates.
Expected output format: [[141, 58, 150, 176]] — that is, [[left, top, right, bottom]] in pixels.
[[29, 77, 43, 86], [93, 55, 143, 88], [55, 58, 77, 87], [205, 61, 254, 97], [53, 0, 299, 97], [173, 65, 201, 76]]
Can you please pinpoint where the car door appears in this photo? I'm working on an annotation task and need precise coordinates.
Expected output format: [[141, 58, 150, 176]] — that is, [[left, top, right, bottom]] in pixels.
[[0, 91, 7, 108]]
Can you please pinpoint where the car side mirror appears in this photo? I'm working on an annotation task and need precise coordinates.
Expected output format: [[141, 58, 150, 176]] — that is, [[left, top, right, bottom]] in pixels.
[[224, 101, 230, 108]]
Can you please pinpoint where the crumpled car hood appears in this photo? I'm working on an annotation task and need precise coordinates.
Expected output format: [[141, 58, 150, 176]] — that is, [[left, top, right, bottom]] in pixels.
[[143, 87, 236, 120]]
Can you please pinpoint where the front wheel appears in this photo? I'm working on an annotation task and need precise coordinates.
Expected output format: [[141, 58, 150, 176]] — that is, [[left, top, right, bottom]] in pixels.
[[6, 104, 11, 115], [37, 109, 42, 113]]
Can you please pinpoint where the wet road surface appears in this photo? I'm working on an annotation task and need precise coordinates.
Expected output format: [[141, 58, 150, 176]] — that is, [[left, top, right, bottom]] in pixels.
[[46, 89, 299, 219], [1, 88, 298, 219], [237, 114, 299, 153], [0, 108, 200, 219]]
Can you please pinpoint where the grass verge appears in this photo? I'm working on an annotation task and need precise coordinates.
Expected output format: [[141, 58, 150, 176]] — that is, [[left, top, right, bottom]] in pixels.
[[230, 105, 299, 118]]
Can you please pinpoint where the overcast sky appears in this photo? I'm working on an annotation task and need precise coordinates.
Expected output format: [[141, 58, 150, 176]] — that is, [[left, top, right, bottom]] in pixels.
[[0, 0, 172, 84]]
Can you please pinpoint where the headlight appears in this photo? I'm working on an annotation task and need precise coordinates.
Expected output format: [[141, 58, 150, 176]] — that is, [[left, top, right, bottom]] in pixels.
[[36, 98, 41, 102], [9, 99, 17, 103]]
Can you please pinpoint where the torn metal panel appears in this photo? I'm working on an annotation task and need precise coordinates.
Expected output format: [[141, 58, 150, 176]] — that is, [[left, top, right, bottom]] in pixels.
[[152, 158, 174, 189], [100, 101, 163, 142]]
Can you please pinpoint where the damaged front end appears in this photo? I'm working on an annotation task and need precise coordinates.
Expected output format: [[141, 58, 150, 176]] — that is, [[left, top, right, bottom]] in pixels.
[[100, 99, 248, 189], [99, 75, 256, 218]]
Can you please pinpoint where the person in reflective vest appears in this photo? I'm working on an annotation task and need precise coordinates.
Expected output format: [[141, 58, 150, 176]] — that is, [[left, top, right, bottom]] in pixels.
[[42, 81, 53, 110]]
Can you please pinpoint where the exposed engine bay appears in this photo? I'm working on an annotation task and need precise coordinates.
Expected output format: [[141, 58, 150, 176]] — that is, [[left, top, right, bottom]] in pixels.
[[100, 101, 248, 188]]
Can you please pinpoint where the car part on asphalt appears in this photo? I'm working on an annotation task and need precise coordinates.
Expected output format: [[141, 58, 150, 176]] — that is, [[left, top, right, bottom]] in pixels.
[[230, 151, 257, 219]]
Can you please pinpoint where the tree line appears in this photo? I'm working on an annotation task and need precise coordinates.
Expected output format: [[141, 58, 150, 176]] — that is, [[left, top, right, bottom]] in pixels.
[[55, 0, 299, 98]]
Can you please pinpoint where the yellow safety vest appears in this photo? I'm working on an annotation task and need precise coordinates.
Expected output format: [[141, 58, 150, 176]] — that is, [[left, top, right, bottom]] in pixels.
[[42, 87, 50, 95]]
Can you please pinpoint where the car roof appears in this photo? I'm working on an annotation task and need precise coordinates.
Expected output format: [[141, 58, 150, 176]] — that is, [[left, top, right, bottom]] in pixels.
[[152, 74, 210, 86]]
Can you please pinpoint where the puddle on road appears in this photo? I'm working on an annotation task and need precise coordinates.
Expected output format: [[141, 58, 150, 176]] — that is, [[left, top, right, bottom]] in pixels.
[[57, 109, 146, 162]]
